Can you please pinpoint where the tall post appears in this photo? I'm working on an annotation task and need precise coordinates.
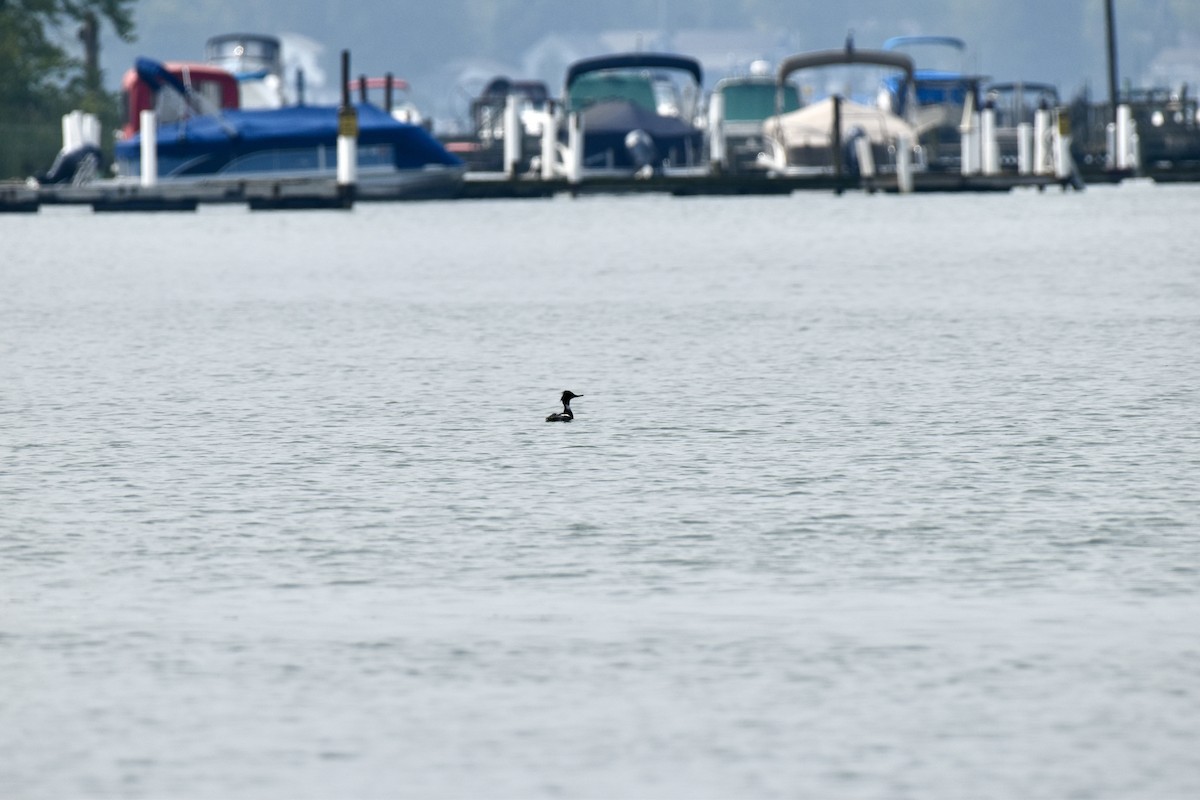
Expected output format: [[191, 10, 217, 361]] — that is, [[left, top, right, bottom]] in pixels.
[[503, 93, 521, 177], [896, 134, 913, 194], [337, 49, 358, 207], [385, 73, 394, 114], [1105, 0, 1119, 122], [708, 90, 726, 171], [566, 111, 583, 186], [139, 110, 157, 187], [831, 94, 843, 193], [540, 101, 557, 180]]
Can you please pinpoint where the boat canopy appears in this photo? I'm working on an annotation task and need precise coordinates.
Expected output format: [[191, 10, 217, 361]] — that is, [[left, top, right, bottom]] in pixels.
[[765, 96, 917, 147], [777, 48, 914, 86], [565, 53, 702, 91], [882, 36, 966, 52], [115, 102, 461, 173]]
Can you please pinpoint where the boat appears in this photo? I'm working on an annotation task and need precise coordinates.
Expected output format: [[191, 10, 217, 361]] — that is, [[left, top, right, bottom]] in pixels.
[[438, 76, 551, 172], [707, 62, 801, 173], [761, 45, 922, 178], [1069, 85, 1200, 179], [113, 58, 465, 199], [118, 60, 239, 140], [984, 81, 1060, 172], [563, 52, 706, 175], [880, 36, 985, 171]]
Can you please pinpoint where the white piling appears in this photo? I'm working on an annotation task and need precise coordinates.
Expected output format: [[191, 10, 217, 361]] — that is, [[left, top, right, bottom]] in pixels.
[[540, 105, 557, 180], [1115, 103, 1133, 171], [854, 136, 875, 179], [337, 108, 358, 188], [566, 112, 583, 186], [81, 113, 101, 148], [336, 50, 357, 204], [503, 93, 521, 177], [708, 91, 726, 170], [61, 111, 83, 153], [1034, 107, 1050, 174], [896, 134, 913, 194], [980, 105, 999, 175], [1054, 109, 1072, 181], [139, 109, 157, 187], [1016, 122, 1033, 175]]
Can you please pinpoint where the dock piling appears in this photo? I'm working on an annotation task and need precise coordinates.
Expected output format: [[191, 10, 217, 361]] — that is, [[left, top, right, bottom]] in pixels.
[[140, 110, 157, 187], [503, 93, 521, 178], [336, 49, 357, 206]]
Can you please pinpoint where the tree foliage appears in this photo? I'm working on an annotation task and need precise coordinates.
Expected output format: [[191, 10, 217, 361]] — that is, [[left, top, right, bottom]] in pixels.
[[0, 0, 135, 119], [0, 0, 135, 177]]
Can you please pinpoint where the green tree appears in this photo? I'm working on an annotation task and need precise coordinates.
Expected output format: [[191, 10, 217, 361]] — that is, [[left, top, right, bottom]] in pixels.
[[0, 0, 136, 178]]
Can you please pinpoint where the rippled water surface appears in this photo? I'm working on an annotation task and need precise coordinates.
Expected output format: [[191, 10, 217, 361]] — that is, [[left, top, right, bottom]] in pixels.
[[2, 185, 1199, 799]]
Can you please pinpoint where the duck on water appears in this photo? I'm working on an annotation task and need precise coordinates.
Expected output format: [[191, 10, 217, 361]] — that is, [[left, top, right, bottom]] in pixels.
[[546, 390, 583, 422]]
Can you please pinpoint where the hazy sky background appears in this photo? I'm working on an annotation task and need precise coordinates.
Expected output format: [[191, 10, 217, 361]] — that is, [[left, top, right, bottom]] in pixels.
[[97, 0, 1200, 125]]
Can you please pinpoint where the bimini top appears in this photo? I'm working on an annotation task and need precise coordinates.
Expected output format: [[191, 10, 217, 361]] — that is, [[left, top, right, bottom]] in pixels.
[[777, 47, 914, 85], [565, 52, 702, 91], [882, 36, 966, 52]]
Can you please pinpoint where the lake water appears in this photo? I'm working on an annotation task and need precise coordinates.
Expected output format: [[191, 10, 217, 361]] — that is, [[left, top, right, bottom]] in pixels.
[[2, 184, 1199, 799]]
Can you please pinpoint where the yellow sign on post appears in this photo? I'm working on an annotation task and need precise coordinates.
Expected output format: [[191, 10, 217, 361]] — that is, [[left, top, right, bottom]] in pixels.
[[338, 107, 359, 138]]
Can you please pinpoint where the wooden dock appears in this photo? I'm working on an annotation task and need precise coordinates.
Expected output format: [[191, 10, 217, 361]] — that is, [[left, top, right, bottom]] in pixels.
[[2, 170, 1079, 213]]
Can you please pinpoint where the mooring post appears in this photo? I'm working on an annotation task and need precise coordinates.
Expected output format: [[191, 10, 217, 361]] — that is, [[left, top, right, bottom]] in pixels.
[[139, 110, 157, 187], [708, 90, 726, 171], [540, 100, 557, 180], [831, 94, 843, 194], [981, 99, 999, 175], [566, 111, 583, 187], [1017, 122, 1033, 175], [1054, 108, 1072, 181], [337, 49, 358, 207], [1034, 101, 1050, 175], [503, 93, 521, 178], [896, 134, 913, 194]]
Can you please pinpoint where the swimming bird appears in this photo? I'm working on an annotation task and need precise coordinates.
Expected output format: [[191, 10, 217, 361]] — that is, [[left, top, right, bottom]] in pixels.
[[546, 390, 582, 422]]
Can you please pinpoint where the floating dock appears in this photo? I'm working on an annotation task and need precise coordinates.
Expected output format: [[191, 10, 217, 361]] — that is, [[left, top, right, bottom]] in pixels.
[[3, 169, 1075, 213]]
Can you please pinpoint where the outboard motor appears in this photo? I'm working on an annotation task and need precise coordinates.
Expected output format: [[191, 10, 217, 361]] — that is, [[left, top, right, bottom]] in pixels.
[[624, 129, 657, 173], [37, 145, 102, 185]]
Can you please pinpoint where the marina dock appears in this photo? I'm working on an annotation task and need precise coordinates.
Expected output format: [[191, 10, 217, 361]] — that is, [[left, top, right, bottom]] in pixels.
[[2, 169, 1075, 214]]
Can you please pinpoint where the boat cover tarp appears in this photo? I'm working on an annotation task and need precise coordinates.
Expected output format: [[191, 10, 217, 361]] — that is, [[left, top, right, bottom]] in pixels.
[[764, 97, 917, 147], [115, 103, 461, 174]]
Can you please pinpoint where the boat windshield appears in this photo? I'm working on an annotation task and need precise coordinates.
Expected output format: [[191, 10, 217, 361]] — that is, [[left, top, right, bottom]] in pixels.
[[721, 82, 801, 121], [568, 72, 658, 113]]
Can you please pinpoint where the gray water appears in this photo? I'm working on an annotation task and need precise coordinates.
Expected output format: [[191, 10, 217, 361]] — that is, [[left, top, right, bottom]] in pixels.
[[2, 184, 1199, 799]]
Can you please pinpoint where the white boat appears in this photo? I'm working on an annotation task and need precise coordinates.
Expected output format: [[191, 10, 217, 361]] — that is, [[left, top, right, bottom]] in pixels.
[[761, 44, 924, 177]]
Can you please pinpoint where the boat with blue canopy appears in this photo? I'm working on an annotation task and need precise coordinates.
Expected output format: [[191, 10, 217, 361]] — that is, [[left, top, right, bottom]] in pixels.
[[114, 58, 464, 199]]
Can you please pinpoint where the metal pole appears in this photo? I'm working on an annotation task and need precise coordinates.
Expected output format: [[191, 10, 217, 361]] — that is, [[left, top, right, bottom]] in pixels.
[[385, 73, 394, 113], [337, 50, 357, 207], [831, 94, 843, 193], [1105, 0, 1119, 121]]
